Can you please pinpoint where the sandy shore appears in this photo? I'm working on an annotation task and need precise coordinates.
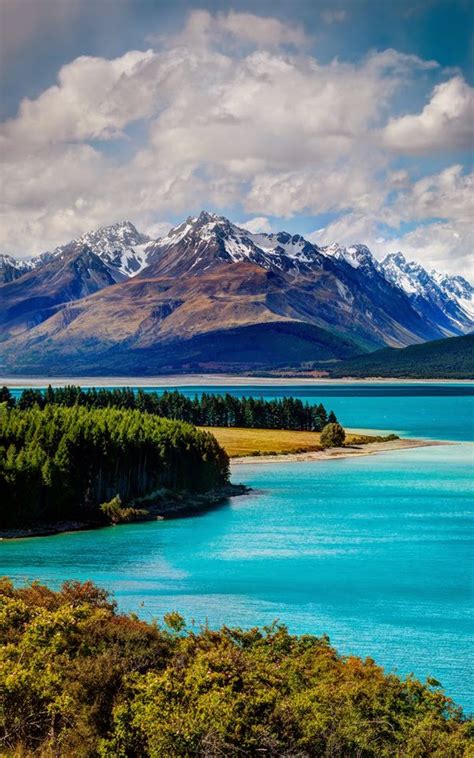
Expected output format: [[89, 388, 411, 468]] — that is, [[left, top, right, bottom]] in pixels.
[[231, 437, 448, 465], [1, 375, 471, 388]]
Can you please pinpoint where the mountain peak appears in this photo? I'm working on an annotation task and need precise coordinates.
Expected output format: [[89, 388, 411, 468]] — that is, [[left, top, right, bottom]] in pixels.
[[195, 210, 220, 224], [41, 220, 155, 278], [322, 242, 379, 273], [384, 251, 406, 266], [79, 220, 150, 247]]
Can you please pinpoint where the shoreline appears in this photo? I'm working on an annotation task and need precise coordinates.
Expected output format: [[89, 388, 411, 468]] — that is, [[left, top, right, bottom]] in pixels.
[[231, 437, 448, 465], [0, 438, 454, 539], [0, 484, 249, 541], [1, 374, 472, 388]]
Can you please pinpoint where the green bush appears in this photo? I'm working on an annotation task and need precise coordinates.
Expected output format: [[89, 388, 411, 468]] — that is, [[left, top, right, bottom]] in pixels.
[[100, 495, 150, 524], [320, 422, 346, 448]]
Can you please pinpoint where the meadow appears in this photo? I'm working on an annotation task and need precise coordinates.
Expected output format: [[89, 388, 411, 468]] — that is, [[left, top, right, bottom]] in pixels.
[[199, 426, 395, 457]]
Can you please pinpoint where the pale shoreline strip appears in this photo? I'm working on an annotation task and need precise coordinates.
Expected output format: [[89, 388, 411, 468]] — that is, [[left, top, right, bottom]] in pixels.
[[231, 438, 449, 466], [1, 375, 472, 388]]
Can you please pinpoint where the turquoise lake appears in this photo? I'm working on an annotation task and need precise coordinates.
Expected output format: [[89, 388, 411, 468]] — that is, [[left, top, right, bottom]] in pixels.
[[3, 382, 474, 711]]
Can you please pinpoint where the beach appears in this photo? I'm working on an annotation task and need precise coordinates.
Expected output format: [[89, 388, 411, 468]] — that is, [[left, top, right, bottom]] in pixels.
[[1, 375, 471, 388], [231, 437, 447, 465]]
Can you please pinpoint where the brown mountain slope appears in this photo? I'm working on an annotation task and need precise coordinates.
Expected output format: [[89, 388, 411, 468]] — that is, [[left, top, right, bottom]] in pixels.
[[0, 262, 366, 374], [0, 244, 125, 341], [1, 213, 461, 375]]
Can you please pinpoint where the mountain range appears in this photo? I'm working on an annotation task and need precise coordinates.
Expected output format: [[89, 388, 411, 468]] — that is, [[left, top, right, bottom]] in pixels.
[[0, 212, 472, 376]]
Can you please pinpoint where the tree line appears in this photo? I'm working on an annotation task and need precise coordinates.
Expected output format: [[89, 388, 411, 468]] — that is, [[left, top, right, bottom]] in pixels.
[[0, 404, 229, 528], [1, 385, 339, 431], [1, 579, 471, 757]]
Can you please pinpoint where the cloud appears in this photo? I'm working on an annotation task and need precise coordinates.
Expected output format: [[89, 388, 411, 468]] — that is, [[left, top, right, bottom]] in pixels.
[[0, 48, 158, 149], [310, 213, 382, 249], [237, 216, 273, 233], [383, 76, 474, 153], [245, 162, 384, 217], [311, 165, 474, 275], [165, 9, 309, 50], [391, 165, 473, 223], [0, 8, 471, 278], [145, 220, 173, 239], [321, 10, 347, 25], [380, 220, 473, 276]]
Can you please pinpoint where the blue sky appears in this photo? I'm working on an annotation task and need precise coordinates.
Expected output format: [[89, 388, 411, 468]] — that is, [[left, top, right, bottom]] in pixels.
[[0, 0, 472, 275]]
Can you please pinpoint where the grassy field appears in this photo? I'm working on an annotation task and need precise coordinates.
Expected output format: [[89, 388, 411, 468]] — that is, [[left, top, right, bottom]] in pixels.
[[199, 426, 386, 457]]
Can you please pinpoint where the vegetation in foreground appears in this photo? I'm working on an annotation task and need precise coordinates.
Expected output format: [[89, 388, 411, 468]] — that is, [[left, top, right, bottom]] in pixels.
[[0, 580, 471, 757], [3, 385, 339, 432], [0, 405, 229, 529], [201, 425, 398, 457]]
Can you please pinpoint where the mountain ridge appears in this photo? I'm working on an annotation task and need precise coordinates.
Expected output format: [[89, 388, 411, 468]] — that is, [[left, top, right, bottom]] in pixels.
[[1, 212, 472, 375]]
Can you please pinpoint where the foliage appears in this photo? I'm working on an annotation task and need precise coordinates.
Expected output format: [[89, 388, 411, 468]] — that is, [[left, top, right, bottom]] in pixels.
[[0, 580, 471, 757], [99, 495, 150, 525], [320, 422, 346, 448], [4, 385, 338, 432], [0, 405, 229, 528], [349, 432, 400, 444]]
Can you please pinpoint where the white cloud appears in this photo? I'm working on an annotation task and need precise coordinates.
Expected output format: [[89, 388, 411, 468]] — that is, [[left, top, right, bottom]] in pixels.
[[380, 221, 473, 276], [310, 213, 382, 248], [391, 165, 473, 223], [383, 76, 474, 153], [312, 214, 473, 277], [0, 8, 471, 279], [237, 216, 273, 233], [0, 49, 158, 150], [166, 9, 309, 50], [245, 162, 384, 217], [144, 220, 173, 239]]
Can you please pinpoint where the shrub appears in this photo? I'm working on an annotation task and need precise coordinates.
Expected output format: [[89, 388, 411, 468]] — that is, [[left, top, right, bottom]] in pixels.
[[320, 422, 346, 448], [100, 495, 150, 524], [0, 580, 471, 757]]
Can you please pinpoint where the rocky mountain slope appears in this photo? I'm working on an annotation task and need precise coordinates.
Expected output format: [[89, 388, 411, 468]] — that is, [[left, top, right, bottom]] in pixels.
[[0, 254, 34, 284], [380, 252, 473, 336], [1, 213, 472, 375]]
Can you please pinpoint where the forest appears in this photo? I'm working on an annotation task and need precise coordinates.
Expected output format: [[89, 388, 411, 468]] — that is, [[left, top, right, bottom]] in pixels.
[[2, 385, 339, 432], [1, 579, 472, 757], [330, 334, 474, 379], [0, 404, 229, 529]]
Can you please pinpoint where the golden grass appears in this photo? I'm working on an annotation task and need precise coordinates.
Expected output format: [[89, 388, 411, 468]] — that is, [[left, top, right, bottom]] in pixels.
[[199, 426, 376, 458]]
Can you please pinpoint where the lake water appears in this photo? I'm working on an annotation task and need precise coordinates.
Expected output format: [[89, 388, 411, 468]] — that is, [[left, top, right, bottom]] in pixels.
[[2, 382, 474, 711]]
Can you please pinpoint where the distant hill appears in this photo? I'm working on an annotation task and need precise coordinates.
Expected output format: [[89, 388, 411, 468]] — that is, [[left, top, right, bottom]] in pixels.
[[330, 334, 474, 379]]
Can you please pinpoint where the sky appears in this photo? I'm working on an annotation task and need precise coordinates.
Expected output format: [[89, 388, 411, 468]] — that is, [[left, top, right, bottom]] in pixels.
[[0, 0, 472, 276]]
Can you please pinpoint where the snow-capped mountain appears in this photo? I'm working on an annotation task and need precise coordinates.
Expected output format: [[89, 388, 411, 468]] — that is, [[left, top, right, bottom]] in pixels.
[[139, 212, 455, 349], [1, 211, 472, 377], [139, 212, 473, 339], [0, 254, 34, 283], [321, 243, 381, 276], [145, 211, 326, 277], [2, 221, 155, 283], [431, 271, 474, 323], [51, 221, 154, 278], [381, 252, 473, 334]]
